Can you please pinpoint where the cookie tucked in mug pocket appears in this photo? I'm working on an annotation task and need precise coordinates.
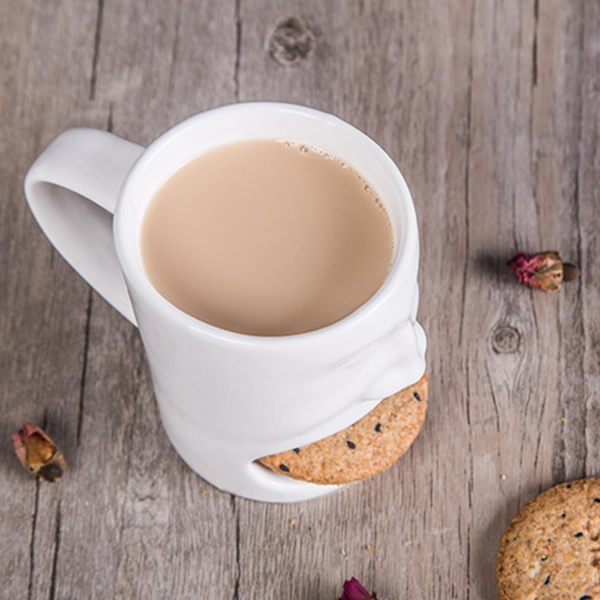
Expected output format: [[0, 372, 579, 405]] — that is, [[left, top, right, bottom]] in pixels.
[[25, 103, 426, 502]]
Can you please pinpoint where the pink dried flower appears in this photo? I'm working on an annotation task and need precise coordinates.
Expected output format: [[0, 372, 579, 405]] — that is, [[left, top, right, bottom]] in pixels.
[[507, 251, 579, 291], [338, 577, 375, 600], [12, 422, 66, 482]]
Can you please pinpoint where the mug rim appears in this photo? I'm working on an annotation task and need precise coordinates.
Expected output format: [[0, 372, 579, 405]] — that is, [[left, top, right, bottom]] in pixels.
[[114, 101, 419, 346]]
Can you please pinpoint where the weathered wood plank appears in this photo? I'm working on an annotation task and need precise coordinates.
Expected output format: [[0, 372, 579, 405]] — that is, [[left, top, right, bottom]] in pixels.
[[47, 1, 240, 599], [464, 1, 542, 597], [531, 0, 586, 482], [576, 2, 600, 477], [0, 1, 105, 598], [238, 1, 473, 598], [0, 1, 238, 599], [0, 3, 39, 596], [464, 1, 591, 598]]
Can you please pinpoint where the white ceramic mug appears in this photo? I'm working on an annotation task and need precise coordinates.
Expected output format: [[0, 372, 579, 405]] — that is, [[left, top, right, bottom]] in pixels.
[[24, 103, 426, 502]]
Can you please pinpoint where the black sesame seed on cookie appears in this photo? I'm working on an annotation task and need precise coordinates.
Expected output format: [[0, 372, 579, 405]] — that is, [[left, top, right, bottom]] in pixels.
[[257, 374, 428, 485]]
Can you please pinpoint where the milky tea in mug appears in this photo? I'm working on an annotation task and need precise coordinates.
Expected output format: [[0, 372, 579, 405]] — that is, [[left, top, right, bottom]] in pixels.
[[141, 139, 394, 336]]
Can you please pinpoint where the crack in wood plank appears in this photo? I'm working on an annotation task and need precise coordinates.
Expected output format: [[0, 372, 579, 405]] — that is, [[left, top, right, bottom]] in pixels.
[[26, 479, 41, 600], [485, 363, 501, 437], [76, 289, 93, 446], [107, 102, 114, 133], [466, 523, 471, 600], [118, 387, 139, 547], [528, 0, 538, 249], [533, 381, 547, 473], [459, 0, 476, 348], [230, 496, 240, 600], [89, 0, 105, 101], [466, 357, 474, 597], [572, 163, 586, 476], [234, 0, 241, 101], [574, 1, 587, 477], [371, 526, 378, 596], [48, 502, 62, 600], [532, 0, 539, 87], [167, 0, 183, 100]]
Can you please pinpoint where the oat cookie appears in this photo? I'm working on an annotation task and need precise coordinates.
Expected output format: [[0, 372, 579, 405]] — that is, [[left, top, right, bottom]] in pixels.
[[497, 478, 600, 599], [258, 373, 428, 485]]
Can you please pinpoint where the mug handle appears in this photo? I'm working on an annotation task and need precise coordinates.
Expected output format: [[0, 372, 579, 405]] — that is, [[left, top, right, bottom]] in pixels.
[[24, 128, 145, 325]]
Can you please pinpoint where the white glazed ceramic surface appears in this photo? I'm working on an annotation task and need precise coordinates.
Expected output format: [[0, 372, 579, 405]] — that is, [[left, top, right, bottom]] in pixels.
[[24, 103, 426, 502]]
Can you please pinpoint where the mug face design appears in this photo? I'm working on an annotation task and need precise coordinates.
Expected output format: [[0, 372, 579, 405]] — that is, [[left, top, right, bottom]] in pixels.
[[25, 102, 426, 502]]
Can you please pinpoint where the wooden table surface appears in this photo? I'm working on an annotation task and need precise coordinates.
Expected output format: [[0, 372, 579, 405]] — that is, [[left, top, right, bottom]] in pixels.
[[2, 1, 598, 598]]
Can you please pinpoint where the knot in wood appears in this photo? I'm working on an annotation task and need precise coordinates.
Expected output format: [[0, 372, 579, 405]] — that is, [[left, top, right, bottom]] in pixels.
[[268, 16, 315, 66], [491, 324, 521, 355]]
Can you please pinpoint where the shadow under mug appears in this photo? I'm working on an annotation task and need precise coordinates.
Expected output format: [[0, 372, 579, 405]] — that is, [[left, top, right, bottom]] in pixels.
[[24, 102, 426, 502]]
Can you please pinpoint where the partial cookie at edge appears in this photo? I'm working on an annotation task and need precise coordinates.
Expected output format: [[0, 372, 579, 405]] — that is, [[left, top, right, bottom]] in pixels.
[[496, 478, 600, 599]]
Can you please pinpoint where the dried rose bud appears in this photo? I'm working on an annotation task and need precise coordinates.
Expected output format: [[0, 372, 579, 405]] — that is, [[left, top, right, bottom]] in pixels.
[[338, 578, 375, 600], [507, 251, 579, 291], [12, 422, 66, 482]]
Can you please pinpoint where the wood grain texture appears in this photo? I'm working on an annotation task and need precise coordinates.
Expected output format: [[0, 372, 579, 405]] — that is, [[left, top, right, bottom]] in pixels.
[[1, 1, 598, 598]]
